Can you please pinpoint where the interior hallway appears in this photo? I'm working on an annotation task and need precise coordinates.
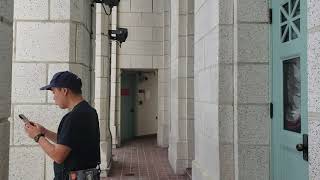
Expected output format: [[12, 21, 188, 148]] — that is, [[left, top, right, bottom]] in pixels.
[[102, 136, 190, 180]]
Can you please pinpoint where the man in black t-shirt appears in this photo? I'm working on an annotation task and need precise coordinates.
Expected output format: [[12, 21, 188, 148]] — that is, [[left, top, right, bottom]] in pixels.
[[24, 71, 101, 180]]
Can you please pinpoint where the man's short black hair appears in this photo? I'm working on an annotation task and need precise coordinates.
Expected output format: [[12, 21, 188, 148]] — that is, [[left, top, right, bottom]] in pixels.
[[70, 88, 82, 95]]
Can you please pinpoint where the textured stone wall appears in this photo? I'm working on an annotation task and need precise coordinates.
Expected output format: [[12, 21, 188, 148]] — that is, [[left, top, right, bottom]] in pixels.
[[10, 1, 95, 179]]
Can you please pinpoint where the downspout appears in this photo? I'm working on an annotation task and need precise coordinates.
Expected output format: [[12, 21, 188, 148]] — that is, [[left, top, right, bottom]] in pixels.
[[90, 1, 95, 104], [106, 42, 113, 170]]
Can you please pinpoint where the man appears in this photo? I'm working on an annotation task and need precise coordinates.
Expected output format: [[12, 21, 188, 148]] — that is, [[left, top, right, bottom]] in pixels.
[[24, 71, 101, 180]]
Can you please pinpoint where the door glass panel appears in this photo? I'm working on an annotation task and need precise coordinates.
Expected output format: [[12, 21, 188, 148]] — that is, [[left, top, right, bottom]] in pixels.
[[283, 57, 301, 133], [291, 26, 298, 40], [283, 2, 289, 14], [282, 25, 290, 43], [291, 0, 297, 12], [293, 19, 300, 31], [281, 12, 287, 23], [293, 1, 300, 17], [281, 24, 287, 37]]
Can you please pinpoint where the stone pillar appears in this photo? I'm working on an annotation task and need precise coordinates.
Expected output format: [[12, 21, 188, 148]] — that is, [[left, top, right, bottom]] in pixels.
[[0, 0, 13, 179], [95, 3, 112, 176], [193, 0, 269, 179], [169, 0, 194, 174], [157, 0, 171, 148], [192, 0, 221, 178], [110, 6, 120, 147], [307, 1, 320, 179], [10, 1, 95, 179], [235, 0, 269, 179]]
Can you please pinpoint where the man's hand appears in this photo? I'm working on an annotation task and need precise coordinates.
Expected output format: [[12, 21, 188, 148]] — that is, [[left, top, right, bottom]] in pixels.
[[34, 123, 47, 135], [24, 122, 43, 139]]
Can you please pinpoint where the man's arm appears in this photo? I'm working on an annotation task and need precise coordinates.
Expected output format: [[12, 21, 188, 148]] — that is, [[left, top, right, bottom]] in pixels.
[[24, 123, 71, 164], [44, 128, 58, 143], [38, 136, 71, 164]]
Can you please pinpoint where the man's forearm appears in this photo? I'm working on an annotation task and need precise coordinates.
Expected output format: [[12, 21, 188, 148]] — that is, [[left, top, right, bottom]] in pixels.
[[38, 137, 60, 163], [44, 129, 57, 143]]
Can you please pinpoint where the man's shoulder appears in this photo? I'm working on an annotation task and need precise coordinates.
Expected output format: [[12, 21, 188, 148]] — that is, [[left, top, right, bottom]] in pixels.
[[74, 101, 96, 113], [68, 102, 97, 121]]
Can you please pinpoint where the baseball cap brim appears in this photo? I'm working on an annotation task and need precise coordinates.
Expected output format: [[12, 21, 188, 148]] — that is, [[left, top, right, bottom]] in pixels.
[[40, 84, 53, 90]]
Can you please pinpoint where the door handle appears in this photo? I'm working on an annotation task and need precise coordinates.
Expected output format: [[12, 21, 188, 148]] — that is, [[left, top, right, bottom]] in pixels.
[[295, 134, 308, 161], [296, 144, 304, 151]]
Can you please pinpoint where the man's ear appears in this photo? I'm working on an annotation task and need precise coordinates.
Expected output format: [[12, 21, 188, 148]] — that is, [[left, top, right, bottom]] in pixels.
[[62, 88, 68, 96]]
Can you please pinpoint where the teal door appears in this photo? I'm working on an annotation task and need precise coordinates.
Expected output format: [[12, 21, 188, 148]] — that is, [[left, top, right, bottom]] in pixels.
[[121, 72, 136, 143], [271, 0, 308, 179]]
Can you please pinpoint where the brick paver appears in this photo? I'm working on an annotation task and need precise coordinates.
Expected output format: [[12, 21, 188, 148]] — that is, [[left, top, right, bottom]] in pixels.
[[102, 136, 188, 180]]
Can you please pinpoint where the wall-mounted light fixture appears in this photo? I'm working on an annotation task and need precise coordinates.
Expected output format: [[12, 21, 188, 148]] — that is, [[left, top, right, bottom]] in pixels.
[[109, 28, 128, 47], [95, 0, 120, 15]]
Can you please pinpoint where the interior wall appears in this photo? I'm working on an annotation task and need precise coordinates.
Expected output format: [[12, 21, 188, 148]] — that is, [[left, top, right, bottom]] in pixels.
[[135, 71, 158, 136]]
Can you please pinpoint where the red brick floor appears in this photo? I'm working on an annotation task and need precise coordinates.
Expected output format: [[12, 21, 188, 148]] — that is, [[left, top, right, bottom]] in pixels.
[[102, 135, 188, 180]]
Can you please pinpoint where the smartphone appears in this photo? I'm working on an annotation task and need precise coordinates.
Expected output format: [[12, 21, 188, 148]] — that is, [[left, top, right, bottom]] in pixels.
[[18, 114, 35, 126]]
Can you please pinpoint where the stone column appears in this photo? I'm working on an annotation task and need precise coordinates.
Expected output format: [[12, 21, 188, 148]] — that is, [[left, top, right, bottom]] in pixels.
[[235, 0, 270, 179], [10, 1, 95, 179], [157, 0, 171, 148], [95, 3, 112, 176], [110, 6, 120, 147], [0, 0, 13, 179], [192, 0, 269, 179], [169, 0, 194, 174]]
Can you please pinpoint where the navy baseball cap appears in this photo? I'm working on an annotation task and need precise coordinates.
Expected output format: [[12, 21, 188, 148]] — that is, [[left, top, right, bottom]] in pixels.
[[40, 71, 82, 91]]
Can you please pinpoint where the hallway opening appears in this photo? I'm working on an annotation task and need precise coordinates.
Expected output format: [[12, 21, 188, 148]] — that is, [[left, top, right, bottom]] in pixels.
[[120, 70, 158, 145]]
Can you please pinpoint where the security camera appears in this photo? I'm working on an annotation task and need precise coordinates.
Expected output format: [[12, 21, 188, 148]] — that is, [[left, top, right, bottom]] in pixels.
[[108, 28, 128, 47], [95, 0, 120, 12]]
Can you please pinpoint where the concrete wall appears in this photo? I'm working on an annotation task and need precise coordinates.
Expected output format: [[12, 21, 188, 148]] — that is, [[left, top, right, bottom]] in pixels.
[[0, 0, 13, 179], [193, 0, 269, 179], [308, 0, 320, 179], [169, 0, 194, 174], [110, 0, 168, 146], [10, 0, 95, 179]]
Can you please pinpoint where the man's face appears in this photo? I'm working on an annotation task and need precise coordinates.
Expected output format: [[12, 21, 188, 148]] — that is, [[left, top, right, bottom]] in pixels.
[[51, 87, 68, 109]]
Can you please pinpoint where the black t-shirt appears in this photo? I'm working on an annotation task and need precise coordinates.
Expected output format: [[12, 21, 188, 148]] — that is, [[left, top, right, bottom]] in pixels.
[[54, 101, 100, 179]]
